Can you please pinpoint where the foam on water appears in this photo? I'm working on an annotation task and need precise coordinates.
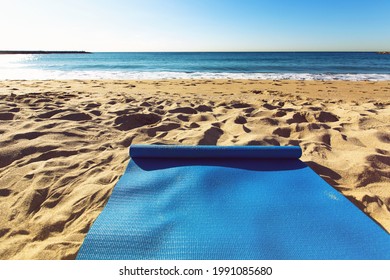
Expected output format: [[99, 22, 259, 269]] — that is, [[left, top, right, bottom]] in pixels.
[[1, 69, 390, 81], [1, 52, 390, 81]]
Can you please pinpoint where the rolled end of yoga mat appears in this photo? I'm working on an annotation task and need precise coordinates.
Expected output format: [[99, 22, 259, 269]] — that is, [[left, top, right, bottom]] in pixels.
[[130, 145, 302, 159]]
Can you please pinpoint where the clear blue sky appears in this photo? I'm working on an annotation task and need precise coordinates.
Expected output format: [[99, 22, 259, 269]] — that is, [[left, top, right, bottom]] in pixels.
[[1, 0, 389, 51]]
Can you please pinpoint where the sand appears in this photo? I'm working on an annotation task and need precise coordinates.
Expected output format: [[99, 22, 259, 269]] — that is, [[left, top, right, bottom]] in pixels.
[[0, 79, 389, 259]]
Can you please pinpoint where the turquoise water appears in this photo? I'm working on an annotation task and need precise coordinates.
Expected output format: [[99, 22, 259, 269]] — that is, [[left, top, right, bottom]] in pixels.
[[1, 52, 390, 80]]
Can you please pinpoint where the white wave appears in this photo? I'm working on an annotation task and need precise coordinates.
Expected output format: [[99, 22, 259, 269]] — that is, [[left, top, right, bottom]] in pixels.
[[1, 69, 390, 81]]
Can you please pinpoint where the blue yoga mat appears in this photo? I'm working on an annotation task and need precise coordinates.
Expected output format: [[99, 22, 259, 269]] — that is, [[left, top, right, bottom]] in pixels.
[[77, 145, 389, 260]]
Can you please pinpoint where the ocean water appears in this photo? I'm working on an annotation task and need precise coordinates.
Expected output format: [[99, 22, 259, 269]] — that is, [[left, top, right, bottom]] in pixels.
[[1, 52, 390, 80]]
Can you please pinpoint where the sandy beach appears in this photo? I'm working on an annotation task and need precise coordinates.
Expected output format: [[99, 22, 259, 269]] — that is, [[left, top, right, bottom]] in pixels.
[[0, 79, 389, 259]]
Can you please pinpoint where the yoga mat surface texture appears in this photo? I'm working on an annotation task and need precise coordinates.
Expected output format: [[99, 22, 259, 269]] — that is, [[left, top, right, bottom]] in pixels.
[[77, 145, 390, 260]]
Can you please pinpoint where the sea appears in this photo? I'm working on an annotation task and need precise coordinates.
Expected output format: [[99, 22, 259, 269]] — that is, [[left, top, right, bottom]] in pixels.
[[1, 52, 390, 81]]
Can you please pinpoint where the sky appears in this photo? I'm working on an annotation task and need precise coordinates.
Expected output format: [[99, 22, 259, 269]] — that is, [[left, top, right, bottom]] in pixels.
[[0, 0, 389, 52]]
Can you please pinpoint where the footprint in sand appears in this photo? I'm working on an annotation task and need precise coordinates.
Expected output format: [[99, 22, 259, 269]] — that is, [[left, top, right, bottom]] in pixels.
[[90, 110, 102, 116], [37, 109, 73, 119], [195, 105, 213, 112], [57, 112, 92, 121], [234, 116, 247, 124], [114, 113, 162, 131], [140, 101, 152, 107], [84, 103, 101, 110], [177, 114, 190, 122], [263, 103, 279, 110], [230, 102, 252, 109], [198, 126, 224, 145], [12, 132, 45, 140], [316, 111, 339, 122], [189, 122, 200, 128], [256, 117, 279, 126], [272, 127, 291, 138], [287, 112, 309, 124], [9, 107, 20, 113], [274, 110, 287, 117], [0, 112, 14, 120], [0, 188, 11, 197], [247, 137, 280, 146], [168, 107, 197, 114]]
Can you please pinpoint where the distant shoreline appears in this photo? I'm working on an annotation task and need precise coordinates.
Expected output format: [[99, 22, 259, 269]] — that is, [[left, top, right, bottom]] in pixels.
[[0, 51, 91, 55]]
